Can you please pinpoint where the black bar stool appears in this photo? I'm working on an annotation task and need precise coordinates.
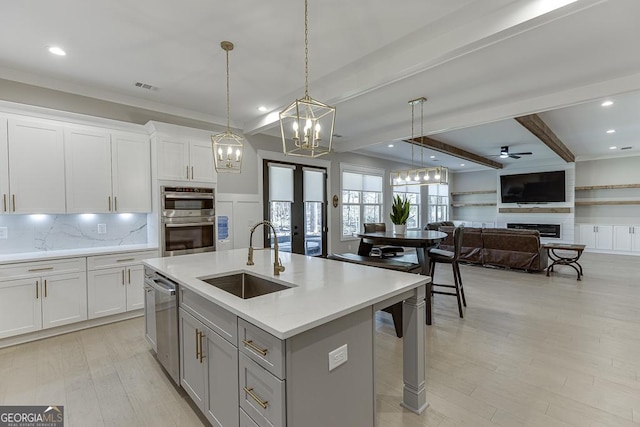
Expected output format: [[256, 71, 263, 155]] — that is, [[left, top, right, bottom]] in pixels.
[[427, 226, 466, 318]]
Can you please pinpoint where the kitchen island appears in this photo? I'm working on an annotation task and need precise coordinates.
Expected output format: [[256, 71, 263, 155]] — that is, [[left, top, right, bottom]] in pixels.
[[143, 248, 429, 427]]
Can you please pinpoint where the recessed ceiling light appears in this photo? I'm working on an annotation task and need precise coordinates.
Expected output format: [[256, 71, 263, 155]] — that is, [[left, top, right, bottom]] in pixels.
[[460, 163, 465, 166], [601, 100, 614, 107], [257, 106, 267, 112], [387, 144, 394, 148], [609, 146, 617, 150], [429, 155, 435, 159], [48, 46, 66, 56], [606, 129, 616, 134]]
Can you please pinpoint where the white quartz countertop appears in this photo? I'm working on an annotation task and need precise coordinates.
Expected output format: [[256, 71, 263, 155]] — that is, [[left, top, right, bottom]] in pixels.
[[0, 244, 159, 265], [143, 249, 429, 339]]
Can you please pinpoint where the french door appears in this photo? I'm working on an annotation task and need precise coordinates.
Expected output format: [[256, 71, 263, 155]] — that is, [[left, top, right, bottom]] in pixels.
[[263, 160, 327, 257]]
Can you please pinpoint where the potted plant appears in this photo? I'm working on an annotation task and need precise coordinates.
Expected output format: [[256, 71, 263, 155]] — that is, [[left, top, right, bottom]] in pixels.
[[390, 195, 411, 235]]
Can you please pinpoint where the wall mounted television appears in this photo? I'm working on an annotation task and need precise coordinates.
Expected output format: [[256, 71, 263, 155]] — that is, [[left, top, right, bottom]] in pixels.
[[500, 170, 566, 203]]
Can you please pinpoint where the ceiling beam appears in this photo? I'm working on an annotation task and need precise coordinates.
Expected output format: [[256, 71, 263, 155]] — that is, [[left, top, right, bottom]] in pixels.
[[514, 114, 575, 162], [406, 136, 503, 169]]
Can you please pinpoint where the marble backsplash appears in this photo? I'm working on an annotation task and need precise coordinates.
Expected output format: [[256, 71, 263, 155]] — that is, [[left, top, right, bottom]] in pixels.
[[0, 213, 148, 254]]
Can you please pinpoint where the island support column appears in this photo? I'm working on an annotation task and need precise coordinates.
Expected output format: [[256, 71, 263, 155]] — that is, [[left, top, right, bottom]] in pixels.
[[401, 284, 428, 414]]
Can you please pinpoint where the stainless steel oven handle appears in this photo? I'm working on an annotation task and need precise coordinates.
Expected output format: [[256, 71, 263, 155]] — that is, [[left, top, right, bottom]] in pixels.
[[144, 278, 176, 296], [162, 193, 215, 200], [165, 222, 215, 227]]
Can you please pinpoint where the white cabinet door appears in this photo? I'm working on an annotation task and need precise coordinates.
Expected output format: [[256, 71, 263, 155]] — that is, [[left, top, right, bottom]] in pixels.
[[87, 267, 126, 319], [579, 225, 596, 249], [41, 272, 88, 329], [112, 133, 151, 212], [190, 140, 216, 183], [0, 278, 42, 339], [157, 137, 190, 181], [0, 118, 8, 214], [204, 326, 239, 427], [64, 127, 113, 213], [632, 226, 640, 252], [180, 309, 207, 410], [595, 225, 613, 250], [613, 225, 633, 252], [7, 119, 65, 213], [126, 264, 145, 311]]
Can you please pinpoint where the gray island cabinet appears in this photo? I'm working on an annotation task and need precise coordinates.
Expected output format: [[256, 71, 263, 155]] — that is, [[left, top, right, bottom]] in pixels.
[[143, 248, 429, 427]]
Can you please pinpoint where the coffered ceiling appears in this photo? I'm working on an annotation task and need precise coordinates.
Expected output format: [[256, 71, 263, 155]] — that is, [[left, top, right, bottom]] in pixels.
[[1, 0, 640, 171]]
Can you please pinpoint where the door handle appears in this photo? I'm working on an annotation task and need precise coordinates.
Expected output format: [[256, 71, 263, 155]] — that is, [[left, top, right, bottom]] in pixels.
[[44, 280, 48, 298], [108, 196, 112, 211], [128, 268, 131, 284], [191, 166, 194, 180], [187, 166, 190, 180], [2, 194, 5, 212], [35, 281, 39, 299], [195, 328, 200, 360], [198, 331, 206, 363], [114, 196, 118, 212], [122, 270, 125, 285], [12, 194, 15, 212]]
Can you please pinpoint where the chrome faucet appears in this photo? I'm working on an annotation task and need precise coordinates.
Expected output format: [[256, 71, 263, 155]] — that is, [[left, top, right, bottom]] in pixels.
[[247, 220, 286, 276]]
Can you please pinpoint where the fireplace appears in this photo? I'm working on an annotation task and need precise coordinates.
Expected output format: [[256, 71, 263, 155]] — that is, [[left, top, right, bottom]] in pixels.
[[507, 223, 561, 238]]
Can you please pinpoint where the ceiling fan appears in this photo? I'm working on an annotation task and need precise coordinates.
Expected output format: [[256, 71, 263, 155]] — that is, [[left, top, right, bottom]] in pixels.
[[494, 145, 532, 159]]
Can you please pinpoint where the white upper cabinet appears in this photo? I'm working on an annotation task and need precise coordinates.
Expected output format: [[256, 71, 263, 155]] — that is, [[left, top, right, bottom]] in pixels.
[[65, 126, 113, 213], [111, 133, 151, 212], [0, 118, 8, 213], [7, 118, 66, 213], [157, 136, 216, 183], [65, 127, 151, 213]]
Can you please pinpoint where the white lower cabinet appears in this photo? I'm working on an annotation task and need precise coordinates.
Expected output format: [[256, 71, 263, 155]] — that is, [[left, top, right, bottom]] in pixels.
[[578, 224, 613, 250], [0, 259, 87, 339], [179, 308, 239, 427], [613, 225, 640, 252], [87, 251, 156, 319]]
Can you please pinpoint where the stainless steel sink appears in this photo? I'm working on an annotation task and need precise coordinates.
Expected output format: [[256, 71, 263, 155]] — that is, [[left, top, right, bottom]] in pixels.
[[199, 273, 291, 299]]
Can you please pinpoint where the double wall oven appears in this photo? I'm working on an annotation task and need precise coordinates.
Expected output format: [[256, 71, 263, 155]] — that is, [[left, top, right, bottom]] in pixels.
[[161, 186, 215, 256]]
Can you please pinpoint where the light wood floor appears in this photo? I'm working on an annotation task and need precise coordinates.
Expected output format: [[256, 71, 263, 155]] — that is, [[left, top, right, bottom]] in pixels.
[[1, 252, 639, 426]]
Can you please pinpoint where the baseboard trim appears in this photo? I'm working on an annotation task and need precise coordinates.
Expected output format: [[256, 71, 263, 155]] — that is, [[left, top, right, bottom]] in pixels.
[[0, 310, 143, 349]]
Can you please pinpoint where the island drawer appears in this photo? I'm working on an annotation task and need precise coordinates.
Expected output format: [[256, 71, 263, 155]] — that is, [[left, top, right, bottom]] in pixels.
[[87, 250, 158, 270], [0, 257, 86, 281], [238, 318, 285, 379], [180, 287, 237, 345], [239, 353, 286, 427], [240, 409, 259, 427]]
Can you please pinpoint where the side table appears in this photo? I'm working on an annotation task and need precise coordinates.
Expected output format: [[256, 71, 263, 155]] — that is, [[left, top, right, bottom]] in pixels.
[[543, 243, 586, 281]]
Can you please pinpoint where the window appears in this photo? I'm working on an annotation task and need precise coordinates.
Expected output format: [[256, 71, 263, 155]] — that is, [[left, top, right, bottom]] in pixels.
[[427, 184, 449, 223], [393, 185, 421, 229], [341, 167, 383, 238]]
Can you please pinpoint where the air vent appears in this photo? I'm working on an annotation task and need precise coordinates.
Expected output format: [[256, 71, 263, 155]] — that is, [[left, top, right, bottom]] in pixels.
[[621, 146, 633, 150], [135, 82, 155, 90]]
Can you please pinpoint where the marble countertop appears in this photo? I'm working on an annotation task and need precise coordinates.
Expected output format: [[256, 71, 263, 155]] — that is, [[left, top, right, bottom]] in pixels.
[[143, 249, 429, 339], [0, 244, 159, 265]]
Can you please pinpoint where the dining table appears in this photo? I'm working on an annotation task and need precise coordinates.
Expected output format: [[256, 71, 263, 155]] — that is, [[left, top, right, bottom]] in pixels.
[[355, 229, 448, 325]]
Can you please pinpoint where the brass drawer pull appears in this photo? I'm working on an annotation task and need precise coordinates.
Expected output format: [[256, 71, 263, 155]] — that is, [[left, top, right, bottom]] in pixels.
[[195, 328, 200, 360], [116, 258, 135, 263], [28, 267, 54, 272], [199, 331, 206, 363], [242, 340, 268, 356], [243, 387, 268, 409]]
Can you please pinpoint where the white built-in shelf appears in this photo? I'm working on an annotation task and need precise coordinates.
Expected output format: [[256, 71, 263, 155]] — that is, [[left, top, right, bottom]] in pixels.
[[575, 200, 640, 206], [499, 207, 571, 214], [451, 203, 497, 207], [575, 184, 640, 191], [450, 190, 497, 196]]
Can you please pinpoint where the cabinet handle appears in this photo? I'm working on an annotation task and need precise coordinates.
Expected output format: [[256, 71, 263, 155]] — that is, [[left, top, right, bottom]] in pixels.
[[128, 268, 131, 284], [12, 194, 15, 212], [2, 194, 5, 212], [191, 166, 194, 180], [108, 196, 112, 211], [199, 331, 206, 363], [114, 196, 118, 212], [122, 270, 125, 285], [116, 258, 135, 263], [242, 339, 268, 356], [44, 280, 48, 298], [28, 267, 54, 272], [195, 328, 200, 359], [187, 166, 190, 180], [243, 387, 268, 409], [35, 281, 39, 299]]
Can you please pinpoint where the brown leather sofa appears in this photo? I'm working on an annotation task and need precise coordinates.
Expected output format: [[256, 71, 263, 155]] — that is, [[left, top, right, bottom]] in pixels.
[[433, 226, 548, 272]]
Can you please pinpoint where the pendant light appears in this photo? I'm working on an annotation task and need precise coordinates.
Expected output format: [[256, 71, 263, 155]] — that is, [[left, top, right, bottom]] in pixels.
[[212, 41, 243, 173], [279, 0, 336, 158], [390, 97, 449, 186]]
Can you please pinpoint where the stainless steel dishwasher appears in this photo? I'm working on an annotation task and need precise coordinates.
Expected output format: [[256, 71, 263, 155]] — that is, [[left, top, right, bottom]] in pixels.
[[144, 267, 180, 385]]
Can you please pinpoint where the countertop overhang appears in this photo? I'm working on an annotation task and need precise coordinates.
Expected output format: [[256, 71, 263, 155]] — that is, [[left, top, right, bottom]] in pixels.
[[143, 249, 429, 339]]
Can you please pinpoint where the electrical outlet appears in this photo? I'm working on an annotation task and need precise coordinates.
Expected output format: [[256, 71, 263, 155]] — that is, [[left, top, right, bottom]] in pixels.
[[328, 344, 348, 371], [97, 224, 107, 234], [0, 227, 7, 239]]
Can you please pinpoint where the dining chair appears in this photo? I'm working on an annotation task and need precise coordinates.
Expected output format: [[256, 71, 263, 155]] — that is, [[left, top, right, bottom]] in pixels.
[[427, 225, 466, 318]]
